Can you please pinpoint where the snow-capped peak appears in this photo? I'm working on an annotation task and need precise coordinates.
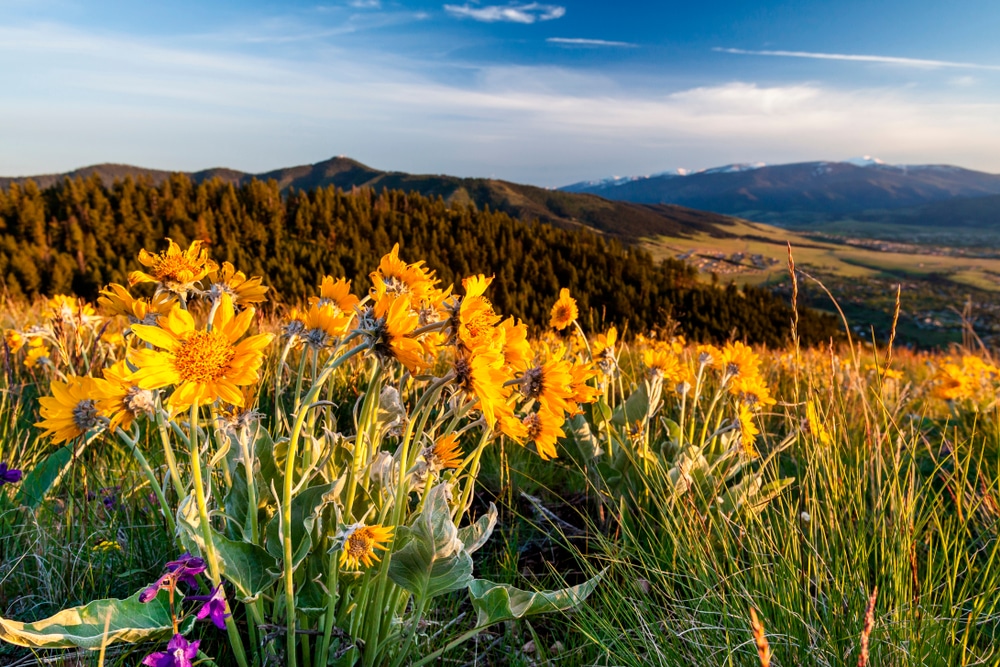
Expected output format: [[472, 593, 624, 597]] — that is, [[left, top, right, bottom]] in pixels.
[[698, 162, 767, 175], [844, 155, 886, 167]]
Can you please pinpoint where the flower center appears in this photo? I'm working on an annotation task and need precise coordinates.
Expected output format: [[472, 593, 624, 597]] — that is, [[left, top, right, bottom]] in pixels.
[[523, 412, 543, 440], [346, 530, 373, 559], [174, 331, 236, 383], [153, 255, 200, 283], [521, 367, 543, 400], [552, 305, 573, 323], [73, 399, 100, 431]]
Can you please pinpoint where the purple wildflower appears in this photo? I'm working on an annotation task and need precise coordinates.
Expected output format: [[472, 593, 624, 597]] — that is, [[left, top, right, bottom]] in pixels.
[[142, 633, 200, 667], [191, 584, 230, 630], [0, 462, 22, 486], [139, 553, 208, 603]]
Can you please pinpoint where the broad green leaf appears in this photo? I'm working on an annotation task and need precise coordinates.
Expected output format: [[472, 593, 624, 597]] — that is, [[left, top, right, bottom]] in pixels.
[[561, 414, 603, 462], [388, 483, 473, 600], [468, 571, 604, 627], [212, 532, 279, 601], [265, 483, 335, 570], [16, 445, 72, 509], [457, 503, 497, 555], [0, 590, 179, 649], [612, 382, 652, 427]]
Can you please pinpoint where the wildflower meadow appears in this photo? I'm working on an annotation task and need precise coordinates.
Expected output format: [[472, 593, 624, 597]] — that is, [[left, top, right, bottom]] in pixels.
[[0, 239, 998, 666]]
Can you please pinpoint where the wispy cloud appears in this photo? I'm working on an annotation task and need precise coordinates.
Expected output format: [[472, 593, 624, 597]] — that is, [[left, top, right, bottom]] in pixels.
[[348, 0, 381, 7], [443, 2, 565, 24], [715, 47, 1000, 71], [547, 37, 635, 47]]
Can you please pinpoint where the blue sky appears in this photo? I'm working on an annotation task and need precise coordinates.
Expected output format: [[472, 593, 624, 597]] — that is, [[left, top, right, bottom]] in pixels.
[[2, 0, 999, 186]]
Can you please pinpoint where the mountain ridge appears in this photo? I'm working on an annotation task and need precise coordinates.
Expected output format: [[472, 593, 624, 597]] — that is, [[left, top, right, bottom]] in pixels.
[[0, 157, 745, 243], [559, 159, 1000, 225]]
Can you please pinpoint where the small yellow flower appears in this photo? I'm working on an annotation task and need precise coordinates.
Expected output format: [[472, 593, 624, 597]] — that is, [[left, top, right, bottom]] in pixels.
[[719, 342, 760, 380], [425, 433, 464, 471], [4, 329, 25, 354], [592, 326, 617, 374], [339, 523, 394, 570], [369, 293, 427, 373], [98, 283, 176, 324], [208, 261, 269, 305], [498, 317, 532, 371], [24, 338, 52, 369], [805, 400, 832, 446], [128, 238, 218, 295], [737, 404, 760, 458], [549, 288, 578, 331], [36, 376, 104, 443], [453, 349, 511, 429], [370, 244, 439, 304], [521, 359, 575, 416], [457, 274, 502, 354], [93, 540, 122, 553], [95, 360, 156, 431], [522, 409, 564, 460]]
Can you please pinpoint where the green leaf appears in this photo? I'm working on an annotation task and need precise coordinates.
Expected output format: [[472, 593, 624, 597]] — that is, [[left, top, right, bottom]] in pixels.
[[612, 382, 652, 427], [0, 590, 178, 649], [457, 503, 497, 555], [561, 414, 603, 461], [468, 571, 604, 627], [388, 483, 473, 600], [264, 483, 335, 570], [16, 445, 72, 509], [212, 532, 279, 601]]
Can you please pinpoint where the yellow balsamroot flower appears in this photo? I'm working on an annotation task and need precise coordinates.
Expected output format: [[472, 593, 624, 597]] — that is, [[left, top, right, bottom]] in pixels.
[[208, 261, 269, 306], [644, 348, 685, 385], [592, 326, 618, 375], [45, 294, 101, 327], [522, 408, 564, 460], [932, 362, 973, 401], [567, 362, 602, 412], [4, 329, 25, 354], [736, 404, 760, 458], [498, 317, 532, 371], [339, 523, 394, 570], [309, 276, 360, 313], [719, 341, 760, 380], [370, 243, 439, 303], [369, 293, 427, 374], [99, 283, 176, 324], [549, 288, 578, 331], [453, 349, 512, 429], [695, 344, 720, 368], [300, 302, 354, 349], [457, 274, 502, 354], [128, 238, 218, 295], [128, 294, 273, 415], [729, 373, 777, 407], [425, 433, 464, 471], [36, 376, 104, 443], [24, 338, 52, 369], [95, 360, 156, 431], [520, 358, 575, 416]]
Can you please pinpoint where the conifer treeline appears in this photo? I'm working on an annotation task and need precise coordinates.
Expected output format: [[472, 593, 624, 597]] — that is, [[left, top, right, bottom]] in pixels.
[[0, 174, 838, 346]]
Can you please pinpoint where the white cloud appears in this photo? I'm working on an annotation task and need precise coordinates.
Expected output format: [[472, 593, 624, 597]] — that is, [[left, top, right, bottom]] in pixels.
[[715, 47, 1000, 71], [547, 37, 635, 47], [2, 22, 1000, 184], [443, 2, 565, 24], [348, 0, 381, 8]]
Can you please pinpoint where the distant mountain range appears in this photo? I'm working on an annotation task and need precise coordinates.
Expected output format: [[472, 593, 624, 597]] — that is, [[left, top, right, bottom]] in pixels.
[[560, 157, 1000, 226], [0, 157, 743, 243]]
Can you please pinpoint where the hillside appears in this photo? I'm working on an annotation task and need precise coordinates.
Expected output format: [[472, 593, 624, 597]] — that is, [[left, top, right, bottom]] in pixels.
[[561, 160, 1000, 225], [0, 157, 741, 242], [0, 174, 839, 346]]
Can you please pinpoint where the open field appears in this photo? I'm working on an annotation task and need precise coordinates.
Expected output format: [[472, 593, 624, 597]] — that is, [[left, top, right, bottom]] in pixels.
[[1, 239, 999, 666]]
